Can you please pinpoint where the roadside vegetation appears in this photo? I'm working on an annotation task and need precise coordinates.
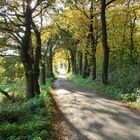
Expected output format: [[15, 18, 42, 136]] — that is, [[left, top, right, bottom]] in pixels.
[[0, 78, 53, 140], [70, 75, 140, 110]]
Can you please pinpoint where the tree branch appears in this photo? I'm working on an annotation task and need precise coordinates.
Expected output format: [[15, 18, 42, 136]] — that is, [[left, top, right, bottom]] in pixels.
[[0, 54, 19, 57], [106, 0, 116, 8], [74, 1, 89, 19], [0, 88, 12, 100]]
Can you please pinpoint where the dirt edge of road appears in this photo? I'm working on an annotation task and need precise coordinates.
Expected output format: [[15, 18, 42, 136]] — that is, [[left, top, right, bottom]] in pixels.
[[51, 88, 70, 140]]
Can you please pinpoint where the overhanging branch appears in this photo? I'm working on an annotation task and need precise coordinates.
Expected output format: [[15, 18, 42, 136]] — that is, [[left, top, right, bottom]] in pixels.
[[106, 0, 116, 8]]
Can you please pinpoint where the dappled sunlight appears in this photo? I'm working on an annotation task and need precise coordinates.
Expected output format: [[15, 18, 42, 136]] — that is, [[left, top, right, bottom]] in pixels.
[[1, 0, 140, 139], [56, 88, 70, 95], [53, 78, 140, 140]]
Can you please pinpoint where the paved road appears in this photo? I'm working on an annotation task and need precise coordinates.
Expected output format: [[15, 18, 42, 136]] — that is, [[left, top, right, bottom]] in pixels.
[[53, 75, 140, 140]]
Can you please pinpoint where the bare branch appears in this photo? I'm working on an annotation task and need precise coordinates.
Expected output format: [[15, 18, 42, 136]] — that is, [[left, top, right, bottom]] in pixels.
[[0, 25, 22, 46]]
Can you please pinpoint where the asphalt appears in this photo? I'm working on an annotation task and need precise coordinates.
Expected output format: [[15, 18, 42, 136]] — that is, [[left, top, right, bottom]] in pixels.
[[53, 75, 140, 140]]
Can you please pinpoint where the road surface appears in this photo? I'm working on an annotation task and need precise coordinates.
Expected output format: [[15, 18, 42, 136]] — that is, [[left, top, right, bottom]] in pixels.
[[53, 75, 140, 140]]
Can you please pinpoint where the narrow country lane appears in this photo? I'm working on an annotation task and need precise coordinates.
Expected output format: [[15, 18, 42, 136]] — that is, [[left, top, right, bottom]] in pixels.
[[53, 75, 140, 140]]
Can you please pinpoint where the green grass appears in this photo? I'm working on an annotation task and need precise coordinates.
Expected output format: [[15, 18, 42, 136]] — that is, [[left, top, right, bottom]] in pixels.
[[70, 75, 140, 105], [0, 78, 54, 140]]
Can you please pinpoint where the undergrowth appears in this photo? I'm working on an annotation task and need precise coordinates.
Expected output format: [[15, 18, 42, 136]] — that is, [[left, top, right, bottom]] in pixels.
[[0, 78, 54, 140], [70, 75, 140, 108]]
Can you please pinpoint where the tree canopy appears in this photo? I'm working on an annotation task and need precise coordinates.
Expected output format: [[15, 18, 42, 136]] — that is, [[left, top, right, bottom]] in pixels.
[[0, 0, 140, 97]]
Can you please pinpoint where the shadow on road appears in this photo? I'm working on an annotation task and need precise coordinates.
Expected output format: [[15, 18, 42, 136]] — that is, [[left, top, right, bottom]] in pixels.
[[52, 77, 140, 140], [53, 95, 90, 140]]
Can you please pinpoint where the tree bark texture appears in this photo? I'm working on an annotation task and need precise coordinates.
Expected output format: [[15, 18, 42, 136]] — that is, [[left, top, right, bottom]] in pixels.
[[71, 50, 77, 75], [79, 52, 83, 75], [32, 21, 41, 95], [89, 0, 96, 80], [21, 0, 35, 98], [101, 0, 109, 85], [46, 46, 54, 78], [82, 52, 88, 79]]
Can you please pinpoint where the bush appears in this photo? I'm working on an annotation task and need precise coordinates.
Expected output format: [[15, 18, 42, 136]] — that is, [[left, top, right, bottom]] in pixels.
[[109, 65, 140, 92]]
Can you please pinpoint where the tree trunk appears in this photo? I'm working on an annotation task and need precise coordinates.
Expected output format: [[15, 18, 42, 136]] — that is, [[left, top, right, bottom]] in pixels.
[[92, 54, 96, 80], [101, 0, 109, 85], [89, 0, 96, 80], [50, 47, 54, 77], [82, 52, 88, 79], [71, 50, 77, 74], [21, 0, 35, 98], [25, 68, 35, 98], [22, 55, 35, 98], [32, 21, 41, 95], [40, 60, 46, 85], [79, 52, 83, 75], [34, 76, 40, 96], [67, 57, 71, 73], [46, 46, 54, 78], [130, 12, 136, 64]]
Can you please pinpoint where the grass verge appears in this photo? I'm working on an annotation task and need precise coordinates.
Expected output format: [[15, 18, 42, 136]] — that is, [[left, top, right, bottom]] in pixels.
[[0, 78, 54, 140], [70, 75, 140, 111]]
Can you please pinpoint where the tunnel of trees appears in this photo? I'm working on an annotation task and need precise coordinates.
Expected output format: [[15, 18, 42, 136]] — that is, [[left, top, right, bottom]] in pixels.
[[0, 0, 140, 99], [0, 0, 140, 139]]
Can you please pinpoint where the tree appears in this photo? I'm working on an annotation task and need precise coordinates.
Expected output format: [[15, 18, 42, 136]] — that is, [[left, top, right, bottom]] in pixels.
[[46, 37, 56, 78], [21, 0, 35, 97], [89, 0, 97, 80], [101, 0, 117, 84], [64, 0, 101, 79], [0, 0, 54, 98], [101, 0, 109, 84]]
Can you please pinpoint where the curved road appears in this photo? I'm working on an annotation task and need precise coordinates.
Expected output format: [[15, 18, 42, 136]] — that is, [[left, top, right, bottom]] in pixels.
[[53, 75, 140, 140]]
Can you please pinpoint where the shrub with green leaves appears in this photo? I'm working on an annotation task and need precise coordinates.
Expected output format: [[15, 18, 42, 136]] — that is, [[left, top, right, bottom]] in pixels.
[[109, 64, 140, 92]]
